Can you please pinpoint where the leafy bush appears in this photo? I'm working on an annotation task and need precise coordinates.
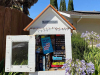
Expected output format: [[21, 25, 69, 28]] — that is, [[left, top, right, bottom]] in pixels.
[[0, 59, 4, 73], [83, 47, 100, 75], [62, 59, 95, 75], [84, 47, 100, 63], [0, 59, 28, 75], [81, 31, 100, 49], [71, 33, 89, 60]]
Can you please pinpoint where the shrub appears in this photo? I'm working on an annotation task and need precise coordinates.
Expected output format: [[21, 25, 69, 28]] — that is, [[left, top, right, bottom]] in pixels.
[[62, 59, 95, 75], [71, 32, 89, 60], [81, 31, 100, 49], [0, 59, 28, 75], [84, 47, 100, 63], [83, 47, 100, 75]]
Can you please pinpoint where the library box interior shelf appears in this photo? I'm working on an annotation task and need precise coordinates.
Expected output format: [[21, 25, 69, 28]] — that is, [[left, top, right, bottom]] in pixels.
[[5, 4, 76, 75]]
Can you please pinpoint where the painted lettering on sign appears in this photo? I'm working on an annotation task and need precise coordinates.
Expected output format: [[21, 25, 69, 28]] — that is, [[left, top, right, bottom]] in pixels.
[[42, 21, 58, 24]]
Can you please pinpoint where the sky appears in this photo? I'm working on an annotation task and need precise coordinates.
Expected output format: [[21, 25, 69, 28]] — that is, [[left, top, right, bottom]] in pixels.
[[29, 0, 100, 19]]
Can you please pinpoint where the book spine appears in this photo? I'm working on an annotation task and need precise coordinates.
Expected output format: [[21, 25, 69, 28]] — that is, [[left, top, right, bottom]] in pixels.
[[39, 55, 43, 71], [43, 56, 45, 71]]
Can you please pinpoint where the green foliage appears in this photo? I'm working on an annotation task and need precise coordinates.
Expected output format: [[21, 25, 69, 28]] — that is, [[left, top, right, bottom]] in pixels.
[[84, 47, 100, 63], [0, 59, 28, 75], [0, 59, 4, 73], [84, 47, 100, 75], [72, 33, 89, 60], [59, 0, 66, 11], [0, 0, 38, 15], [50, 0, 58, 10], [68, 0, 74, 11], [10, 5, 23, 11], [13, 60, 28, 65]]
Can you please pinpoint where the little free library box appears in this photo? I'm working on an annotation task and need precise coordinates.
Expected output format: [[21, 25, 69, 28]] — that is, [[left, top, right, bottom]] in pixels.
[[5, 4, 76, 75]]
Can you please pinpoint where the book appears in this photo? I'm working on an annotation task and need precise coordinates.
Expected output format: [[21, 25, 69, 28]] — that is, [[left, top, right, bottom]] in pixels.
[[43, 56, 45, 71]]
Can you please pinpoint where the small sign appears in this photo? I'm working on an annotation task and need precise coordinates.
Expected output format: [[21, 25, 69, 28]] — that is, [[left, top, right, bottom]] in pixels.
[[42, 20, 58, 24], [41, 37, 53, 54]]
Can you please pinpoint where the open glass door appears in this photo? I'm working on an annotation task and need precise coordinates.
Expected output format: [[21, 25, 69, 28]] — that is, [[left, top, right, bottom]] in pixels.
[[5, 35, 35, 72]]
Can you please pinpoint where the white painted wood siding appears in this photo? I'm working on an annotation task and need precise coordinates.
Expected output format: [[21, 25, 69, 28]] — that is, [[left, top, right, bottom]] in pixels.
[[29, 29, 72, 75], [29, 71, 65, 75], [30, 29, 72, 60], [27, 7, 73, 30]]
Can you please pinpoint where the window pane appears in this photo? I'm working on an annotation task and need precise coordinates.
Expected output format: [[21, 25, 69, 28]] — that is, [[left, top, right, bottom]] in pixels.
[[12, 42, 28, 65]]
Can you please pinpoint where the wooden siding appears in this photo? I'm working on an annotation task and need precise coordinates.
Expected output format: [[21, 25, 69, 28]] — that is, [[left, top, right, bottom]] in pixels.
[[0, 6, 32, 61]]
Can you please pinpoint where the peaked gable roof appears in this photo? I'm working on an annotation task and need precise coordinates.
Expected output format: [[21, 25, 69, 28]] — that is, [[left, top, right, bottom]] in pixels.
[[24, 4, 76, 31]]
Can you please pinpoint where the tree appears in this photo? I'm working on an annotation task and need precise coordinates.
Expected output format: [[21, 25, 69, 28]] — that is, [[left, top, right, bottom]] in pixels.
[[0, 0, 38, 15], [68, 0, 74, 11], [59, 0, 66, 11], [50, 0, 58, 10]]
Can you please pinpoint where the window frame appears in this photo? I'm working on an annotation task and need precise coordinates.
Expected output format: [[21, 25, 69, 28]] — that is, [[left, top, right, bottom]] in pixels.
[[5, 35, 35, 72]]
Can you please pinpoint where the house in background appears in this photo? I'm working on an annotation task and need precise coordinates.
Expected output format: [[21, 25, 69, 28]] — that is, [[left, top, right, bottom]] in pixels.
[[59, 11, 100, 35]]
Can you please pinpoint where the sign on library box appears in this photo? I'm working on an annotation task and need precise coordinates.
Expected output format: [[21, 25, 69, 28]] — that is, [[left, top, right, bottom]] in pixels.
[[41, 37, 53, 54]]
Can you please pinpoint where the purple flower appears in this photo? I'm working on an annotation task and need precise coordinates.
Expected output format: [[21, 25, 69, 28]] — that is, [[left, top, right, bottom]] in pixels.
[[86, 31, 88, 33], [65, 67, 70, 73], [81, 71, 86, 75], [63, 59, 95, 75], [63, 64, 67, 67], [86, 70, 90, 74], [76, 59, 79, 62], [86, 62, 95, 74], [96, 43, 100, 47], [97, 35, 99, 37], [81, 33, 85, 38], [79, 67, 82, 72], [91, 31, 94, 34], [81, 60, 85, 64], [87, 62, 94, 67], [96, 44, 99, 47], [71, 33, 72, 36]]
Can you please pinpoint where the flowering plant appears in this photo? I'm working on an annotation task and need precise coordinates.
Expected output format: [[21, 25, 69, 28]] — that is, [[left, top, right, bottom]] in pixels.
[[62, 59, 95, 75], [81, 31, 100, 42], [96, 43, 100, 48], [81, 31, 100, 49]]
